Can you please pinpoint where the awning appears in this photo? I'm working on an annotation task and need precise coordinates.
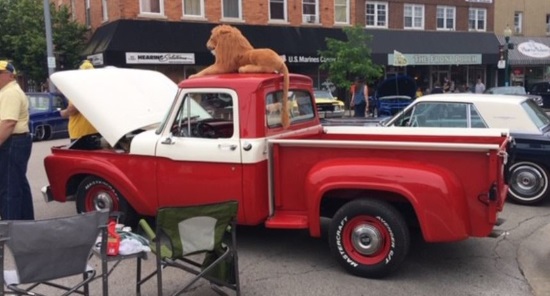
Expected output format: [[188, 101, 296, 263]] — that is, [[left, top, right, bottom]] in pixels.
[[82, 20, 499, 66], [496, 35, 550, 65]]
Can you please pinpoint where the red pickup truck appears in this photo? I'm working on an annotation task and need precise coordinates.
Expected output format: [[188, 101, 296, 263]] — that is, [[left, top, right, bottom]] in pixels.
[[44, 68, 510, 277]]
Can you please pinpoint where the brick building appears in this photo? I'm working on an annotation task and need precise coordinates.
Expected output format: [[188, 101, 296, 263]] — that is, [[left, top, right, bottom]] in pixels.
[[60, 0, 500, 90]]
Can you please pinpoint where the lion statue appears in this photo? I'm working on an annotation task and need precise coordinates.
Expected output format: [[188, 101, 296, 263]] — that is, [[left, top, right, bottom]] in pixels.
[[189, 25, 290, 129]]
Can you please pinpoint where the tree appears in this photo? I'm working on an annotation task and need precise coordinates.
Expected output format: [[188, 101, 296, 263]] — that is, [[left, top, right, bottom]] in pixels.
[[318, 25, 383, 92], [0, 0, 87, 87]]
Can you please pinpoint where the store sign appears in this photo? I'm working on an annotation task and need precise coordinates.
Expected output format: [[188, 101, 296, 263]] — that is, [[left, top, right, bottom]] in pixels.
[[280, 55, 335, 64], [517, 41, 550, 59], [387, 54, 482, 65], [87, 53, 104, 66], [126, 52, 195, 64]]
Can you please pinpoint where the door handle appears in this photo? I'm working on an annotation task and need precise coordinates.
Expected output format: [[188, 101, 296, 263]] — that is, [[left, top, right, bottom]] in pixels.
[[218, 144, 237, 151]]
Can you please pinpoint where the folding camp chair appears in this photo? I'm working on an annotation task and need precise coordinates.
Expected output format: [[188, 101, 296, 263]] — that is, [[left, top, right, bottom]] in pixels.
[[2, 210, 109, 296], [138, 200, 240, 296]]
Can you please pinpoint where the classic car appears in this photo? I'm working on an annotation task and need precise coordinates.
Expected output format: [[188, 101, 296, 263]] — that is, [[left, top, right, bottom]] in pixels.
[[528, 81, 550, 109], [484, 86, 543, 107], [27, 92, 69, 141], [384, 93, 550, 205], [372, 75, 416, 117], [313, 89, 345, 118]]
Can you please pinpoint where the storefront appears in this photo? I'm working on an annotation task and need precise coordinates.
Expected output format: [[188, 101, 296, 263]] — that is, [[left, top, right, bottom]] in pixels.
[[82, 20, 499, 93], [497, 36, 550, 89]]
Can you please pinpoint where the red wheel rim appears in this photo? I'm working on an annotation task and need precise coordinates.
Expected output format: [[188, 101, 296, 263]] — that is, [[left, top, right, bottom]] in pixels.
[[341, 215, 392, 265], [85, 184, 120, 212]]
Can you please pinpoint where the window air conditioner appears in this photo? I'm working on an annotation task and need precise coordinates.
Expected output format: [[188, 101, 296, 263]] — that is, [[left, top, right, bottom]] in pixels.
[[303, 15, 316, 23]]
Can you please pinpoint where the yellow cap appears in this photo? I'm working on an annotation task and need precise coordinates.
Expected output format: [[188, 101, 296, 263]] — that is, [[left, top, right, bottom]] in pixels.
[[79, 60, 94, 70], [0, 60, 16, 75]]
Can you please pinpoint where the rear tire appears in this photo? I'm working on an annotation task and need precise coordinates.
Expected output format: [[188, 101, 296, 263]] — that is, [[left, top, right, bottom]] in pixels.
[[76, 176, 139, 227], [328, 199, 409, 278], [508, 161, 549, 205]]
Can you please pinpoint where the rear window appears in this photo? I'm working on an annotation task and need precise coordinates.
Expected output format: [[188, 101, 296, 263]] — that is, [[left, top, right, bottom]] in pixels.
[[522, 99, 550, 130], [266, 90, 315, 128]]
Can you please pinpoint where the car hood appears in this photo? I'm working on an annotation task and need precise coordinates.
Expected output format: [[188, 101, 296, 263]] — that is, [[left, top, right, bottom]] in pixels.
[[50, 67, 177, 146], [316, 98, 344, 105], [375, 75, 417, 99]]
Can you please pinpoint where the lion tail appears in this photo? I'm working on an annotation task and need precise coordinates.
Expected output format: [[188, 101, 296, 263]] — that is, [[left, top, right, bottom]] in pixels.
[[280, 63, 290, 129]]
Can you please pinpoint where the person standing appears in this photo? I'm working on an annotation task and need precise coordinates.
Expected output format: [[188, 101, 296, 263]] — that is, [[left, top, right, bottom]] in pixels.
[[60, 60, 99, 148], [0, 61, 34, 220], [351, 77, 368, 118], [475, 77, 486, 93]]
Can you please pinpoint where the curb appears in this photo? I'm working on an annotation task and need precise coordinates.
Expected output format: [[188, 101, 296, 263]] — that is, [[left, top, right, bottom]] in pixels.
[[518, 223, 550, 296]]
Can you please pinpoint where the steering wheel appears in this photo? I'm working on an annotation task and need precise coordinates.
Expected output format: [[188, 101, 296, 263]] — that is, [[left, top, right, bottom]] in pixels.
[[195, 121, 217, 138]]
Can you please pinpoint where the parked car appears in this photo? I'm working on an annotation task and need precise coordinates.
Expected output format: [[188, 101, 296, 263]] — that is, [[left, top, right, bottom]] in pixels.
[[384, 93, 550, 205], [313, 89, 345, 118], [27, 92, 68, 141], [372, 75, 416, 117], [528, 81, 550, 109], [484, 86, 543, 107]]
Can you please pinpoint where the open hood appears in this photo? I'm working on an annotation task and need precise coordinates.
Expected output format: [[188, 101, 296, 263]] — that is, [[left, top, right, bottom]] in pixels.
[[375, 75, 417, 99], [50, 67, 177, 146]]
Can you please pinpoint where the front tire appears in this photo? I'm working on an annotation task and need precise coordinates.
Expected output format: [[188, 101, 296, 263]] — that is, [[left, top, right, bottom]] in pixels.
[[76, 176, 138, 226], [34, 125, 49, 141], [328, 199, 409, 278], [508, 161, 549, 205]]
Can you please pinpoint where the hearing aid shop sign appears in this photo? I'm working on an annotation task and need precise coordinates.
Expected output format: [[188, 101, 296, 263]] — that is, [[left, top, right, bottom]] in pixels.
[[125, 52, 195, 64]]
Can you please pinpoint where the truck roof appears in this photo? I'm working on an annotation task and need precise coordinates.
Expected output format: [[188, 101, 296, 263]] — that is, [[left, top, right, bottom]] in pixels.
[[178, 73, 312, 89]]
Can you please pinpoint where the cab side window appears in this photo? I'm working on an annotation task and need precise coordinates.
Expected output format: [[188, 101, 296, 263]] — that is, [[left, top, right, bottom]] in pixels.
[[266, 90, 315, 128], [171, 92, 234, 139]]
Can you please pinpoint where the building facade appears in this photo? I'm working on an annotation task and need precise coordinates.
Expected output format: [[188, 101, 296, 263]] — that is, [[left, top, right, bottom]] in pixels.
[[60, 0, 499, 92], [493, 0, 550, 89]]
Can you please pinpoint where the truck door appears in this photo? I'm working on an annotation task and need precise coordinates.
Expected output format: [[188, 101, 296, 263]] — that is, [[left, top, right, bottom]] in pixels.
[[154, 89, 243, 207]]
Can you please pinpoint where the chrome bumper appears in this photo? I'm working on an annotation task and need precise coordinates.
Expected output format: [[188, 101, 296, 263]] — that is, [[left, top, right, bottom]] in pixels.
[[41, 185, 53, 203]]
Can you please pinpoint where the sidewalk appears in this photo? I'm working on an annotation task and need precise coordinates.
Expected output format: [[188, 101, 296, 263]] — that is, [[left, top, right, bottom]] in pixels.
[[518, 223, 550, 296]]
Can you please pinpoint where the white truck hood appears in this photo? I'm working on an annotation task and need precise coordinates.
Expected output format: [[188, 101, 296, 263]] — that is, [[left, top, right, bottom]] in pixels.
[[50, 67, 177, 146]]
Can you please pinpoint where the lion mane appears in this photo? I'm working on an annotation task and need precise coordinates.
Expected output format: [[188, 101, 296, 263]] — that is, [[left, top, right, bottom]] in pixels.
[[189, 25, 290, 129]]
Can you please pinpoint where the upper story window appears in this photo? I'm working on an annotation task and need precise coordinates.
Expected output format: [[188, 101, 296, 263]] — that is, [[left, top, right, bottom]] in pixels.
[[404, 4, 424, 30], [514, 11, 523, 34], [85, 0, 91, 28], [183, 0, 203, 17], [222, 0, 241, 19], [366, 2, 388, 28], [101, 0, 108, 22], [302, 0, 319, 24], [547, 14, 550, 35], [468, 8, 486, 32], [269, 0, 287, 22], [334, 0, 349, 24], [140, 0, 164, 15], [436, 6, 455, 30]]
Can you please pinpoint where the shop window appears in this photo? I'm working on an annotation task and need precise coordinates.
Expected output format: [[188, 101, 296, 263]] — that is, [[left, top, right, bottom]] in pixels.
[[436, 6, 455, 31], [140, 0, 163, 14], [334, 0, 349, 24], [365, 2, 388, 28], [404, 4, 424, 30], [222, 0, 241, 19], [468, 8, 486, 32], [183, 0, 203, 17], [302, 0, 318, 24], [514, 12, 523, 34], [269, 0, 286, 21]]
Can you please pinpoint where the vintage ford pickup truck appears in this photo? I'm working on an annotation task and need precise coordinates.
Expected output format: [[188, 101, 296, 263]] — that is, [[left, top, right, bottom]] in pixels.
[[44, 68, 510, 278]]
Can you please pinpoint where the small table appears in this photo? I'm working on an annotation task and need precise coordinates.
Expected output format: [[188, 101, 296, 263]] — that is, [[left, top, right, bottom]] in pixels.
[[92, 245, 149, 295]]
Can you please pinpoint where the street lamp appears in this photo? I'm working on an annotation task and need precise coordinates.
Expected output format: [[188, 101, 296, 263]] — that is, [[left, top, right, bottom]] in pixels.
[[503, 25, 513, 87]]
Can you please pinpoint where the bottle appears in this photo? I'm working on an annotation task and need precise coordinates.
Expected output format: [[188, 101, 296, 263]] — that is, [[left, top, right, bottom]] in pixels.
[[107, 220, 120, 256]]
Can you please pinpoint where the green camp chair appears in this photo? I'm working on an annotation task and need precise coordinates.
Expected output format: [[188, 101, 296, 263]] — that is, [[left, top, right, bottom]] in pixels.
[[138, 200, 240, 296]]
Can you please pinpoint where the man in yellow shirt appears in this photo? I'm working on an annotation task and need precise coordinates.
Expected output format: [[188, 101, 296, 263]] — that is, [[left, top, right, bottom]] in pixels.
[[60, 60, 99, 149], [0, 61, 34, 220]]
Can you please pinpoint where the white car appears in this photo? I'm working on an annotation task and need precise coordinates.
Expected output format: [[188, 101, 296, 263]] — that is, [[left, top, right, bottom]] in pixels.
[[385, 93, 550, 205]]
